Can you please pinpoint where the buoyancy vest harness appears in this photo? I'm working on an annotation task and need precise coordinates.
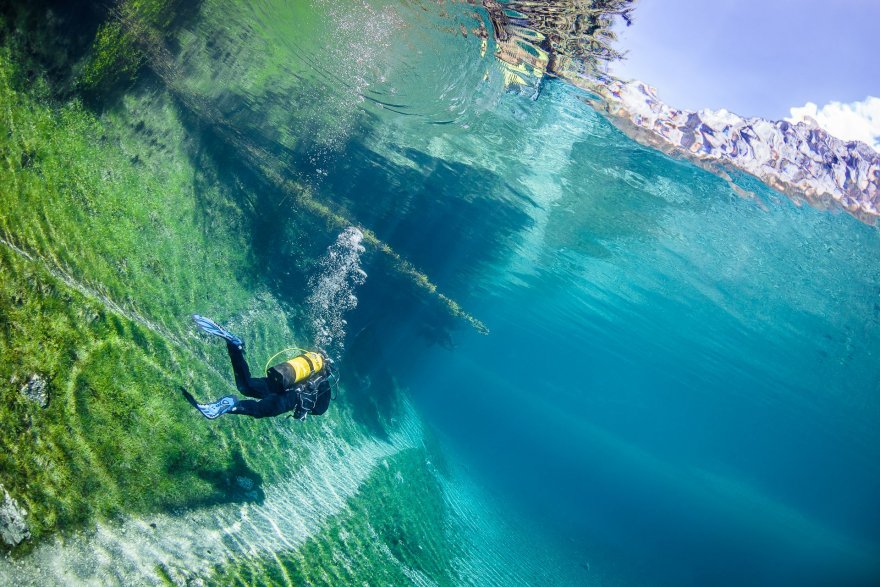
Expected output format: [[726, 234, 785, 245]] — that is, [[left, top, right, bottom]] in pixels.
[[266, 349, 335, 420]]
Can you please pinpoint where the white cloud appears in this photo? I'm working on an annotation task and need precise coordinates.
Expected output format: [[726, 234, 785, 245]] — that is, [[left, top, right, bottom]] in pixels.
[[787, 97, 880, 151]]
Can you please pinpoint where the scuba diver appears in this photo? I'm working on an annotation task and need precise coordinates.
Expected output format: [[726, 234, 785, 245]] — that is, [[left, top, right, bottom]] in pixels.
[[182, 315, 334, 420]]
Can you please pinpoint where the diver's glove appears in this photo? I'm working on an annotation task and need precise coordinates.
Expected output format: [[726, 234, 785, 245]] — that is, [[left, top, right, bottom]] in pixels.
[[181, 387, 238, 419], [192, 314, 243, 348]]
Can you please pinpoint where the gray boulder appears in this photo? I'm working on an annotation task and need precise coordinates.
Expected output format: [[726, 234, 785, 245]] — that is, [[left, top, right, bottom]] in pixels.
[[20, 374, 49, 408], [0, 486, 30, 547]]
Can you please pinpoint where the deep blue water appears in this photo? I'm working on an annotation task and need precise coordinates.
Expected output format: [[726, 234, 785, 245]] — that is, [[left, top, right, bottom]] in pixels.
[[320, 78, 880, 585]]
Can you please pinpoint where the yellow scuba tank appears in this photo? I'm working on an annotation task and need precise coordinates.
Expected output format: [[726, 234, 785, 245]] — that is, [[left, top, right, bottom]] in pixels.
[[267, 351, 325, 392]]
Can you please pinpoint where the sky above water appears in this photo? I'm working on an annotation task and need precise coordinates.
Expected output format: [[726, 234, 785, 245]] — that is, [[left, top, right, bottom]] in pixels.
[[610, 0, 880, 146]]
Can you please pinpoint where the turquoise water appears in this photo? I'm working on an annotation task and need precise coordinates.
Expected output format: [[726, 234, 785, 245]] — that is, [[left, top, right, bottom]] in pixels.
[[3, 0, 880, 585], [344, 80, 880, 585]]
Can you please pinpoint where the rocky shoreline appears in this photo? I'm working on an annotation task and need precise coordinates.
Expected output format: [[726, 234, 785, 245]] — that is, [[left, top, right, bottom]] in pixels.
[[474, 0, 880, 223], [587, 80, 880, 223]]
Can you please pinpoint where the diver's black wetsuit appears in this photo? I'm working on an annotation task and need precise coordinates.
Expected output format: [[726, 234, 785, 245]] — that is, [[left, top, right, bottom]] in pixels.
[[226, 342, 330, 419]]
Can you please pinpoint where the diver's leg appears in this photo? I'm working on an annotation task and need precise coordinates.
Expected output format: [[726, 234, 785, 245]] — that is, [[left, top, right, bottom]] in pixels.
[[229, 393, 296, 419], [226, 342, 272, 398], [226, 340, 250, 384], [246, 378, 272, 398]]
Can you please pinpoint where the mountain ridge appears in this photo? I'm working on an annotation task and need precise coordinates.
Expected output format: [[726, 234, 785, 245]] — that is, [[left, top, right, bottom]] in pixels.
[[586, 80, 880, 222]]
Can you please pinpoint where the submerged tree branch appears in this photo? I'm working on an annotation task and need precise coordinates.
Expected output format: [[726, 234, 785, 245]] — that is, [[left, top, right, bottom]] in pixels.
[[106, 5, 489, 335]]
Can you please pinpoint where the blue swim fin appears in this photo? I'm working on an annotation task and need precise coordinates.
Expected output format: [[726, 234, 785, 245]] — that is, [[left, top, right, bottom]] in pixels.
[[181, 387, 237, 419], [192, 314, 243, 347]]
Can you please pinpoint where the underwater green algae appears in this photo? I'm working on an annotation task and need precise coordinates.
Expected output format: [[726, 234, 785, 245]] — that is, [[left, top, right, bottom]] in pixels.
[[0, 20, 284, 546], [0, 33, 271, 546], [0, 247, 260, 544], [78, 0, 195, 94]]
